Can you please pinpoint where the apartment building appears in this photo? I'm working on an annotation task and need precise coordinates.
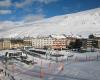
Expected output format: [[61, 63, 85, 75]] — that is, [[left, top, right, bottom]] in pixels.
[[11, 38, 24, 49], [0, 38, 12, 50], [52, 38, 66, 49], [32, 36, 54, 49], [0, 38, 24, 50], [0, 39, 3, 50], [0, 34, 80, 50], [32, 35, 68, 49], [23, 37, 32, 46]]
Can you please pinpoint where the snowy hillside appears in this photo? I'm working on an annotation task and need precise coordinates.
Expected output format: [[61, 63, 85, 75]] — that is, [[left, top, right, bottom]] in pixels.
[[0, 8, 100, 38]]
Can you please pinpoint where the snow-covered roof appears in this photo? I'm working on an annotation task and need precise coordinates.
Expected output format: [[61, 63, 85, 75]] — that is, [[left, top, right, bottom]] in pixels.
[[94, 34, 100, 38], [51, 34, 66, 39], [65, 34, 82, 39]]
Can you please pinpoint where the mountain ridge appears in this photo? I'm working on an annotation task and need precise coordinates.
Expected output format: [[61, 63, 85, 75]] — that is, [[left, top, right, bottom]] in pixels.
[[0, 8, 100, 38]]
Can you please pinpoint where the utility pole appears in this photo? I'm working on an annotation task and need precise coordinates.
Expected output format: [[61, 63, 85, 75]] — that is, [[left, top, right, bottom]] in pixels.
[[4, 52, 8, 77]]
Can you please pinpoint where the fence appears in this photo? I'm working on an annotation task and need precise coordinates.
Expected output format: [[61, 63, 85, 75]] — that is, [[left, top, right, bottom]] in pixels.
[[66, 54, 100, 62]]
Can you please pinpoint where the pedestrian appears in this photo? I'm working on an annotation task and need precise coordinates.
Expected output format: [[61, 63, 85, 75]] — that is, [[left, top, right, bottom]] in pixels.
[[8, 73, 9, 77], [5, 71, 6, 76], [11, 76, 15, 80]]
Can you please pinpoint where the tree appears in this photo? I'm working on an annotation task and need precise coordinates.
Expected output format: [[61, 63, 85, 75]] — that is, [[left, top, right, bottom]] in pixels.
[[89, 34, 95, 39], [68, 39, 82, 51], [74, 39, 82, 51], [68, 41, 75, 49]]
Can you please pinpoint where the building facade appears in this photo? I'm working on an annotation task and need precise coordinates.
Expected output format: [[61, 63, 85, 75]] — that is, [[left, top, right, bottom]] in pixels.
[[3, 38, 11, 50], [0, 38, 24, 50], [11, 38, 24, 49], [0, 39, 3, 50], [52, 38, 66, 49], [32, 35, 68, 49], [23, 37, 32, 46], [32, 36, 54, 49], [0, 35, 80, 50]]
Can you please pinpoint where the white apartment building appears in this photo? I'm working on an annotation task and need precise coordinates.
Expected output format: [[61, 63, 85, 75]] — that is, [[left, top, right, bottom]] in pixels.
[[32, 35, 67, 49], [32, 36, 54, 49]]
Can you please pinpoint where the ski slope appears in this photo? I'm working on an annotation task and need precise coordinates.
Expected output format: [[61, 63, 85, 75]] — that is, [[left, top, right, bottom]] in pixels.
[[0, 8, 100, 38]]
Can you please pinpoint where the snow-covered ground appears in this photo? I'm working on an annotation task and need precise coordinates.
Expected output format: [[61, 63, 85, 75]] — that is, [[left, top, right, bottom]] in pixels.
[[0, 50, 100, 80], [47, 61, 100, 80]]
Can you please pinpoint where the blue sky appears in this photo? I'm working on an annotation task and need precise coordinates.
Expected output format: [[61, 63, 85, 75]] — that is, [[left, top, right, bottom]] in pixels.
[[0, 0, 100, 21]]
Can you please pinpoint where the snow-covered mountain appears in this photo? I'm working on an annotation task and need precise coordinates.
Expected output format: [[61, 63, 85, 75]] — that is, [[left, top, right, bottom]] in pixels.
[[0, 8, 100, 38]]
